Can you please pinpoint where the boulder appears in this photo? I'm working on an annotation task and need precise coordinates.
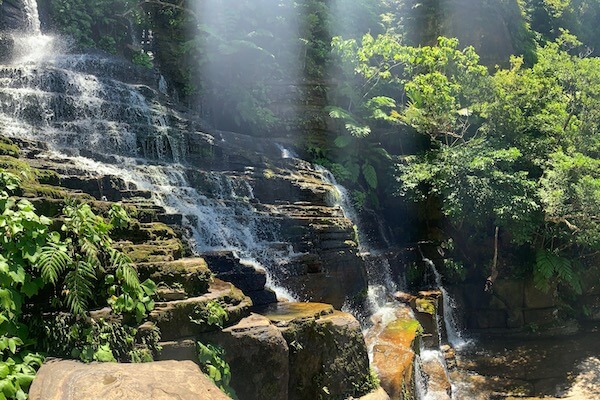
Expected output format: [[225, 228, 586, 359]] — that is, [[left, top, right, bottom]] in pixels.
[[371, 306, 421, 400], [261, 302, 374, 400], [29, 359, 230, 400], [200, 313, 289, 400]]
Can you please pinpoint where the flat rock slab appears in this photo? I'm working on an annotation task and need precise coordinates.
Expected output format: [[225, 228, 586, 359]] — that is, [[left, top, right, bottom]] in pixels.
[[29, 359, 230, 400]]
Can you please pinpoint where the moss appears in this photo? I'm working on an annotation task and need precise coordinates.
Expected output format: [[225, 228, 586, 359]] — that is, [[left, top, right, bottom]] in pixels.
[[263, 169, 275, 179], [119, 238, 184, 263], [0, 156, 34, 180], [415, 298, 436, 315], [34, 169, 61, 185], [0, 140, 20, 158]]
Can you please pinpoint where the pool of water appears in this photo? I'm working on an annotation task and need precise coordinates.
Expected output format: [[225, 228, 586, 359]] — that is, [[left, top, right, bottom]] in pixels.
[[451, 324, 600, 399]]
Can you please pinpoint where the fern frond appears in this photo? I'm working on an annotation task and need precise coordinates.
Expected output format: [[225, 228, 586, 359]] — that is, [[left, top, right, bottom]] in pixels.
[[38, 243, 72, 284], [534, 250, 581, 294], [80, 238, 99, 261], [109, 248, 139, 290], [64, 260, 96, 315]]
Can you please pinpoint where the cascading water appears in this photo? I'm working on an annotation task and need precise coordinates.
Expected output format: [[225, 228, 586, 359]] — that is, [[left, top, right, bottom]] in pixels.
[[423, 258, 469, 349], [22, 0, 41, 33], [4, 0, 297, 301], [316, 166, 399, 315]]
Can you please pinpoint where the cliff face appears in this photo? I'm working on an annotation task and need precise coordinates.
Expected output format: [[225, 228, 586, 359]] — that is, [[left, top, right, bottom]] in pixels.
[[0, 4, 367, 309]]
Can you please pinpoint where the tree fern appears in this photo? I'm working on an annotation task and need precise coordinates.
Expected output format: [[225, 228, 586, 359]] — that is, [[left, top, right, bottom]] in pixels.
[[38, 242, 72, 285]]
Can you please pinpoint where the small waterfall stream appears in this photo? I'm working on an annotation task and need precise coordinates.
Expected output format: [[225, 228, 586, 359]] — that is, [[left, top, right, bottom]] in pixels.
[[423, 258, 469, 349], [316, 166, 398, 315]]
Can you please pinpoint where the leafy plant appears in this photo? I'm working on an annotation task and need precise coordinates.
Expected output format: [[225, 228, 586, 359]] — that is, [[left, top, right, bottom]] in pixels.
[[189, 300, 228, 329], [534, 250, 582, 294], [197, 342, 237, 399]]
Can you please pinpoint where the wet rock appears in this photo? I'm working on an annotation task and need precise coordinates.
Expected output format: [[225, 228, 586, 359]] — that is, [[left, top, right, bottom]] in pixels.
[[0, 0, 28, 31], [201, 251, 277, 306], [420, 350, 452, 399], [200, 314, 289, 400], [411, 290, 442, 348], [392, 291, 415, 304], [371, 306, 421, 400], [29, 359, 230, 400]]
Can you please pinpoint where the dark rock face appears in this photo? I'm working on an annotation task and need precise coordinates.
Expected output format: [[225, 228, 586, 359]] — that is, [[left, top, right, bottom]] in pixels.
[[454, 279, 560, 330], [200, 314, 290, 400], [0, 0, 28, 31]]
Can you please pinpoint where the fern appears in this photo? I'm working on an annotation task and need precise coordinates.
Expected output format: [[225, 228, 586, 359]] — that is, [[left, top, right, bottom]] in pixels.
[[64, 261, 96, 316], [38, 243, 72, 284], [534, 250, 582, 294], [80, 238, 99, 265]]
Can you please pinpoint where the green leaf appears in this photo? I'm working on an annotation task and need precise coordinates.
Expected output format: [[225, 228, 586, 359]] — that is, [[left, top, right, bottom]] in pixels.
[[94, 344, 116, 363], [0, 364, 9, 379], [362, 163, 378, 189], [334, 136, 353, 148]]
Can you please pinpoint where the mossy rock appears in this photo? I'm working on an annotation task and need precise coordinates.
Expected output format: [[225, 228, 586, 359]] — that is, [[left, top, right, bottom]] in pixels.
[[149, 279, 251, 341], [117, 238, 184, 263], [262, 303, 374, 400], [112, 222, 177, 244], [135, 258, 212, 296], [0, 155, 33, 177], [34, 168, 61, 185], [0, 138, 20, 158]]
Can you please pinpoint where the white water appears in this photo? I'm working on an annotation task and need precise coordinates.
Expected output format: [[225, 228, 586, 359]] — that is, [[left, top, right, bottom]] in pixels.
[[23, 0, 41, 33], [415, 349, 453, 400], [7, 0, 298, 302], [13, 1, 57, 64], [423, 258, 470, 349]]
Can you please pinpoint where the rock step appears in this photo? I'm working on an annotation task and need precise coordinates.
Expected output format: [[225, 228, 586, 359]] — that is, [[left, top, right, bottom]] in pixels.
[[149, 279, 252, 341], [135, 257, 212, 298], [200, 251, 278, 307], [115, 238, 184, 263]]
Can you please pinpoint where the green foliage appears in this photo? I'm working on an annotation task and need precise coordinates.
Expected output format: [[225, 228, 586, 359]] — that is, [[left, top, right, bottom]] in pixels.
[[36, 314, 161, 363], [197, 342, 237, 399], [534, 249, 582, 293], [189, 300, 228, 329], [131, 51, 153, 69], [49, 0, 147, 63], [398, 140, 541, 244], [0, 169, 159, 398]]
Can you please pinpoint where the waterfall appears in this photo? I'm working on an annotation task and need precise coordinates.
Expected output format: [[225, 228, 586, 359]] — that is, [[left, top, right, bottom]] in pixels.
[[23, 0, 42, 34], [13, 0, 57, 64], [316, 166, 399, 317], [0, 0, 298, 301], [423, 258, 469, 349]]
